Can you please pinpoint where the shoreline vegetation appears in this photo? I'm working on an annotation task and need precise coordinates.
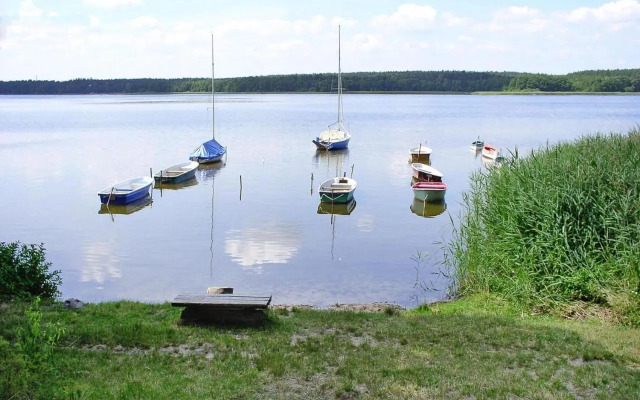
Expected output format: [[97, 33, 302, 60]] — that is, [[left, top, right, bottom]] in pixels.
[[2, 129, 640, 397], [2, 68, 640, 95]]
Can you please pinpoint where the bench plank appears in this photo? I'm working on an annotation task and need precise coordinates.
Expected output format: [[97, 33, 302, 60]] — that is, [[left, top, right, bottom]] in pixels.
[[171, 294, 272, 309]]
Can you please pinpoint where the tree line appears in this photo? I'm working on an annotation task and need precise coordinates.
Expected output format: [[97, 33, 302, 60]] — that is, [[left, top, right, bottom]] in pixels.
[[2, 69, 639, 94]]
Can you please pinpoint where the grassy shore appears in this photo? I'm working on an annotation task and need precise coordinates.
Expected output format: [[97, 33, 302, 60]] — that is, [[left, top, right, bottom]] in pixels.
[[1, 296, 639, 399]]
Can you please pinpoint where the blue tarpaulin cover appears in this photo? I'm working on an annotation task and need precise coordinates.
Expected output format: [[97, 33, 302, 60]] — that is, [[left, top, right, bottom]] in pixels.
[[189, 139, 226, 161]]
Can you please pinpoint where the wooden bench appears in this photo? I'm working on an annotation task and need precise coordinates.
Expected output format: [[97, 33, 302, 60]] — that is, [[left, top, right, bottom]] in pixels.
[[171, 293, 272, 325]]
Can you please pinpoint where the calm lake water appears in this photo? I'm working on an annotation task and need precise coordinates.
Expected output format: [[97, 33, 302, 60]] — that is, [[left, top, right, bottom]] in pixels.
[[1, 93, 639, 308]]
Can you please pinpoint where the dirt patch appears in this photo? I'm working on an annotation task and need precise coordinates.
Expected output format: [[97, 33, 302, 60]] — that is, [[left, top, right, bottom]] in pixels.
[[272, 303, 405, 313]]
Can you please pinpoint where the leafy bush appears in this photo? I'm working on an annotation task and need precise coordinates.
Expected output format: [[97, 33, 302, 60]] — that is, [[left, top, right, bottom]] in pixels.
[[0, 241, 62, 299]]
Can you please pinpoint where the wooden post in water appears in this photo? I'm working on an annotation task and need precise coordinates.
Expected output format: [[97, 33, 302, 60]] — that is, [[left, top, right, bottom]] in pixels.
[[350, 164, 354, 178], [150, 168, 154, 200], [239, 175, 243, 201], [310, 172, 314, 196]]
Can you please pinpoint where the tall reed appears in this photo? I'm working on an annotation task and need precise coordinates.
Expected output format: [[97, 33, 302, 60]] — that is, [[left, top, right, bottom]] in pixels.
[[448, 128, 640, 310]]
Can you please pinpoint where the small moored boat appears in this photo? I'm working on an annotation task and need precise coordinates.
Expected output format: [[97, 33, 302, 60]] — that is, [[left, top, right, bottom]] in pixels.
[[409, 143, 432, 163], [189, 34, 227, 164], [411, 163, 443, 182], [318, 175, 357, 203], [154, 161, 199, 184], [471, 137, 484, 151], [98, 176, 154, 205], [482, 144, 500, 160], [412, 181, 447, 202], [313, 25, 351, 151]]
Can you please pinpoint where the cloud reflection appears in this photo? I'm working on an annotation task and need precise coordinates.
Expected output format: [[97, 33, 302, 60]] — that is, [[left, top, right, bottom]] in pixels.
[[225, 221, 300, 269], [82, 240, 122, 284]]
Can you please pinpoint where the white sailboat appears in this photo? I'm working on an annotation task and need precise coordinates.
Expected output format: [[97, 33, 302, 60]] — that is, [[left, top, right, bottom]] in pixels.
[[190, 34, 226, 164], [313, 25, 351, 151]]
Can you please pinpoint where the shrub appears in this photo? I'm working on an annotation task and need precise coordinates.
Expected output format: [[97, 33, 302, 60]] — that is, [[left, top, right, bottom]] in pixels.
[[0, 241, 62, 299]]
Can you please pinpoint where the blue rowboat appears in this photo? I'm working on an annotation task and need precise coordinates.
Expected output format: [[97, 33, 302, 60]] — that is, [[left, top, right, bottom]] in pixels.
[[98, 176, 154, 205], [318, 175, 357, 204], [154, 161, 199, 184]]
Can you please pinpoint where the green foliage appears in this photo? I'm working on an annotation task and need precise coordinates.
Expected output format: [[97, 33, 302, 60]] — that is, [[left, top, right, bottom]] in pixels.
[[507, 73, 574, 91], [2, 69, 639, 94], [448, 129, 640, 315], [0, 241, 62, 299], [0, 337, 29, 399], [567, 69, 640, 92], [0, 70, 515, 94], [17, 297, 65, 366], [0, 298, 65, 399]]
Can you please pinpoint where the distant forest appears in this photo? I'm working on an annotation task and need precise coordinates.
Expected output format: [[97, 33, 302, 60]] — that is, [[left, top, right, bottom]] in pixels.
[[1, 69, 640, 94]]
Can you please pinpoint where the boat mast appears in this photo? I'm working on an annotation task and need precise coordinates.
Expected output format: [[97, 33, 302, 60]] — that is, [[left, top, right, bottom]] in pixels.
[[211, 33, 215, 141], [337, 25, 343, 125]]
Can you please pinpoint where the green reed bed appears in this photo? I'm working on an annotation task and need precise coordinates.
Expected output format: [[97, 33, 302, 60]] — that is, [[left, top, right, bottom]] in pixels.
[[449, 128, 640, 320]]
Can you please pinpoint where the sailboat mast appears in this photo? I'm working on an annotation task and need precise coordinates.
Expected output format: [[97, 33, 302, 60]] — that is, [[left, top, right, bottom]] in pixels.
[[337, 25, 343, 125], [211, 34, 215, 140]]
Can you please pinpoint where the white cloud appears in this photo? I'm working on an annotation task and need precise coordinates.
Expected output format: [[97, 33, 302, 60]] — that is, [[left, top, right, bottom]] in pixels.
[[267, 39, 306, 52], [83, 0, 142, 8], [566, 0, 640, 30], [18, 0, 43, 18], [351, 33, 384, 52], [483, 5, 547, 33], [441, 12, 467, 28], [130, 16, 159, 28], [371, 4, 438, 30], [217, 15, 330, 38]]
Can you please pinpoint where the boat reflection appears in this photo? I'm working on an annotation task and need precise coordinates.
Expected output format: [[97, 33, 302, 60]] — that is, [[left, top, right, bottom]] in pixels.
[[410, 198, 447, 218], [313, 148, 350, 171], [98, 195, 153, 216], [481, 156, 503, 168], [197, 161, 224, 182], [317, 199, 356, 215], [153, 177, 198, 192]]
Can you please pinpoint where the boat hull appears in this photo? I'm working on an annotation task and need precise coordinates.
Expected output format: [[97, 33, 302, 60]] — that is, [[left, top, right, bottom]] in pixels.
[[313, 137, 350, 151], [409, 145, 432, 163], [410, 153, 431, 163], [154, 161, 199, 184], [411, 163, 443, 182], [412, 182, 447, 202], [318, 177, 357, 203], [319, 191, 354, 203], [190, 154, 225, 164], [481, 145, 499, 160], [98, 177, 154, 205]]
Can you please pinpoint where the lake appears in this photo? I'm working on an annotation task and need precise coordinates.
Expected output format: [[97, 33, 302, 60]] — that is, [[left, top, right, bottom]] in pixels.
[[1, 93, 639, 308]]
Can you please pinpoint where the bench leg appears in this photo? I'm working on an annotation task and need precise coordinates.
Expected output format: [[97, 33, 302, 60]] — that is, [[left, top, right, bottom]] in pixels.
[[179, 307, 267, 326]]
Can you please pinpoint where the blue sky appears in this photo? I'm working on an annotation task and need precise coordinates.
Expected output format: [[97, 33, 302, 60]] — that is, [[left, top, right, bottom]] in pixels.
[[1, 0, 639, 80]]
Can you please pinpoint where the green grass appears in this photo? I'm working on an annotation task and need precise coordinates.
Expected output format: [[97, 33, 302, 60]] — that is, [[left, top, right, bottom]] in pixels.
[[447, 129, 640, 321], [1, 299, 639, 399]]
